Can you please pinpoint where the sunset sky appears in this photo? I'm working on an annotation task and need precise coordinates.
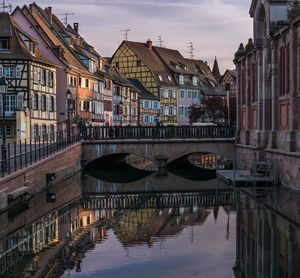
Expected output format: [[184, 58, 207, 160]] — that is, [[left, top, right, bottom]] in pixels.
[[10, 0, 253, 73]]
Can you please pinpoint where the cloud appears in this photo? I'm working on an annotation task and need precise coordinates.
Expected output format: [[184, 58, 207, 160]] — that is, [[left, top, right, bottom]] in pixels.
[[11, 0, 253, 72]]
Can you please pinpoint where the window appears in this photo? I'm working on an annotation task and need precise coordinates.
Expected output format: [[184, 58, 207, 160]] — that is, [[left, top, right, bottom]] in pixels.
[[179, 74, 184, 85], [192, 76, 197, 86], [187, 90, 192, 98], [280, 47, 286, 96], [16, 67, 21, 78], [153, 101, 159, 109], [192, 91, 198, 99], [169, 106, 174, 115], [33, 124, 39, 139], [144, 115, 150, 123], [81, 101, 91, 111], [251, 64, 257, 102], [79, 77, 82, 87], [42, 125, 47, 140], [0, 39, 9, 50], [168, 89, 173, 98], [179, 106, 184, 117], [50, 125, 55, 141], [158, 75, 163, 82], [137, 60, 142, 67], [4, 67, 15, 78], [3, 95, 16, 115], [115, 62, 119, 68], [33, 67, 39, 83], [85, 78, 89, 88], [33, 93, 39, 110], [50, 96, 55, 111], [0, 125, 13, 137], [48, 71, 54, 87], [168, 75, 172, 82], [180, 90, 185, 98], [41, 95, 46, 111], [144, 100, 150, 108], [41, 69, 46, 85]]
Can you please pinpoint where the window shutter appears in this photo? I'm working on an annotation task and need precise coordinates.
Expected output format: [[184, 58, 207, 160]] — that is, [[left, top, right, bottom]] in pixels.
[[89, 101, 92, 112], [173, 106, 177, 116], [54, 97, 57, 111], [80, 101, 84, 111], [46, 95, 50, 110], [16, 67, 21, 78], [17, 93, 23, 110]]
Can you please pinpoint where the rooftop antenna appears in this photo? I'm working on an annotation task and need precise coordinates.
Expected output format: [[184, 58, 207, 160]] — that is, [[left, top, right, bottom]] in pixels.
[[57, 12, 75, 25], [156, 35, 164, 47], [1, 0, 12, 13], [187, 42, 195, 59], [121, 29, 131, 41]]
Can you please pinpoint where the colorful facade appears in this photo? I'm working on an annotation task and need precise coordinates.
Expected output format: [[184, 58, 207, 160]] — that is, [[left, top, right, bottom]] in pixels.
[[0, 13, 57, 142]]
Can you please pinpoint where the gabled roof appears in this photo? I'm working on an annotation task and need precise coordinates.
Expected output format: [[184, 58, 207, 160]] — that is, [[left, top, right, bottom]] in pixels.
[[0, 12, 58, 66], [120, 40, 176, 87], [153, 46, 196, 75], [220, 69, 237, 84], [21, 3, 95, 77], [110, 66, 134, 88], [128, 78, 158, 100]]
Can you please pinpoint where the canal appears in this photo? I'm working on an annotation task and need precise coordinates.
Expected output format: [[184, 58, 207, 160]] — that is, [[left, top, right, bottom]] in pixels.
[[0, 166, 299, 278]]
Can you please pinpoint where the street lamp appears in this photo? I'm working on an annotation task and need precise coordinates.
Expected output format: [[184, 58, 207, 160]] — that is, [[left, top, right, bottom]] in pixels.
[[0, 77, 8, 172], [66, 89, 72, 141]]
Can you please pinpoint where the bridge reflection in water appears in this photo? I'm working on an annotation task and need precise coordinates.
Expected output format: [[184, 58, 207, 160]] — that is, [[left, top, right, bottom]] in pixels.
[[0, 172, 299, 278]]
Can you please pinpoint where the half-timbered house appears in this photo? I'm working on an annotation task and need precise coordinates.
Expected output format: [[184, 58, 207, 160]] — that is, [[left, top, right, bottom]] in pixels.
[[0, 13, 57, 142], [111, 40, 178, 126]]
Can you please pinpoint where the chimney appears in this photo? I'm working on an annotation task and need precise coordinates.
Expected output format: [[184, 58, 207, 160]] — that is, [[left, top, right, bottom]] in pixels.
[[46, 7, 52, 25], [74, 23, 79, 33], [146, 39, 152, 50]]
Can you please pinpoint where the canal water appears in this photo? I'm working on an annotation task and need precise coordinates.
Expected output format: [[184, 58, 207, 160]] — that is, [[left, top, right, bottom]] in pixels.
[[0, 167, 299, 278]]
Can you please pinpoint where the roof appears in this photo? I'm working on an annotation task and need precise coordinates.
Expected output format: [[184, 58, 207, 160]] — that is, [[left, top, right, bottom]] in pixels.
[[153, 46, 196, 75], [220, 69, 237, 84], [212, 56, 221, 83], [110, 66, 134, 87], [128, 78, 158, 100], [122, 40, 176, 87], [0, 12, 58, 66], [21, 3, 96, 77]]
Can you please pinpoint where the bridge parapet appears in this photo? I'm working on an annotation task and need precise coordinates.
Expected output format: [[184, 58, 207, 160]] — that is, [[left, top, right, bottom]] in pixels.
[[86, 126, 235, 140]]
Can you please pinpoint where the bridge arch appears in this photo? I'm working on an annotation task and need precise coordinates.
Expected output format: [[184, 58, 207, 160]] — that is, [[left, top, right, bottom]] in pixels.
[[83, 139, 235, 167]]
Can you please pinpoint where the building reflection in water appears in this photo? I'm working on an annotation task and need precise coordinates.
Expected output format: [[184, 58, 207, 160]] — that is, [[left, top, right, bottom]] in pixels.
[[0, 189, 235, 277], [235, 189, 300, 278]]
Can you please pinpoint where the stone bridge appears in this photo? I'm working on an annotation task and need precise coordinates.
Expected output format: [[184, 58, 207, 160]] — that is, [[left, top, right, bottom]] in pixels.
[[82, 126, 235, 169]]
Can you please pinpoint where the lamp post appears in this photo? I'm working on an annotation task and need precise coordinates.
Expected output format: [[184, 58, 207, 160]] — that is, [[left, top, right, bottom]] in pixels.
[[0, 77, 8, 172], [66, 89, 72, 141]]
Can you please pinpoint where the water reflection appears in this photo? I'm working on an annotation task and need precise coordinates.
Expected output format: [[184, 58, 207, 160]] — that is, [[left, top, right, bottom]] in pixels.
[[0, 172, 299, 278], [235, 188, 300, 278]]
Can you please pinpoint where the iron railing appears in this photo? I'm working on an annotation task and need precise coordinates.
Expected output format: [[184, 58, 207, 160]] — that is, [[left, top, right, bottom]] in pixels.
[[0, 128, 80, 178], [86, 126, 235, 140]]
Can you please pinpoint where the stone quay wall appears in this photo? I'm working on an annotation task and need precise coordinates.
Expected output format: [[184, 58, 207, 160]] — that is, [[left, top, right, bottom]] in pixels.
[[0, 142, 82, 209]]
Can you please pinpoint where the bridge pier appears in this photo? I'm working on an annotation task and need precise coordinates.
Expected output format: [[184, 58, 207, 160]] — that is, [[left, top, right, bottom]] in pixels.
[[155, 155, 168, 176]]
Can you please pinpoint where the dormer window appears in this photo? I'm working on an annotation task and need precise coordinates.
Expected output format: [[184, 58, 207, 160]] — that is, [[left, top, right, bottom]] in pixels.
[[168, 75, 172, 82], [0, 38, 9, 50], [192, 76, 198, 86], [158, 75, 163, 82], [179, 74, 184, 85]]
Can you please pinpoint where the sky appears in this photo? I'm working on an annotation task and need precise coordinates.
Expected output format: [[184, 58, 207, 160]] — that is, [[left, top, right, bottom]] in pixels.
[[9, 0, 253, 73]]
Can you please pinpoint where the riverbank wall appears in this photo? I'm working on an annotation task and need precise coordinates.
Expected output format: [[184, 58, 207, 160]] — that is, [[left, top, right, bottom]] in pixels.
[[0, 142, 82, 209], [236, 145, 300, 191]]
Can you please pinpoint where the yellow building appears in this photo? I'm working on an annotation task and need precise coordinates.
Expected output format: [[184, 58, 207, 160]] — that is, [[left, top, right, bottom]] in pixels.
[[111, 40, 178, 125]]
